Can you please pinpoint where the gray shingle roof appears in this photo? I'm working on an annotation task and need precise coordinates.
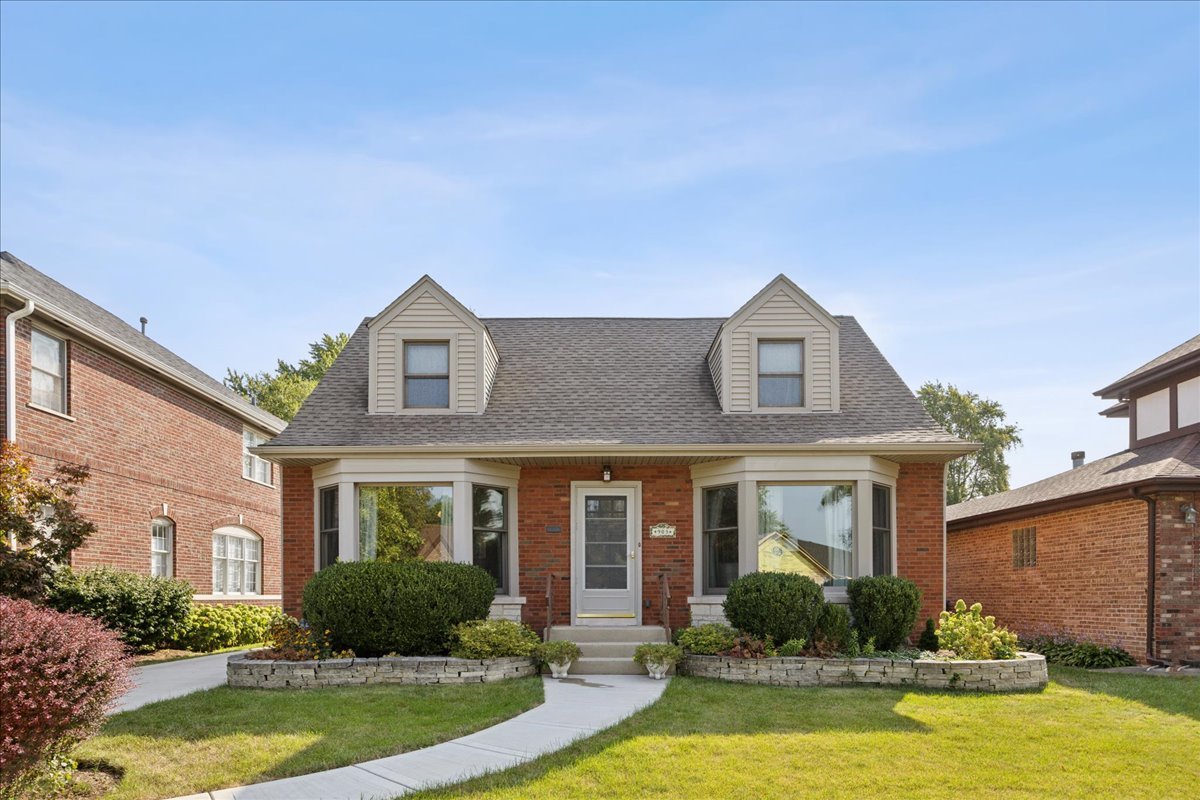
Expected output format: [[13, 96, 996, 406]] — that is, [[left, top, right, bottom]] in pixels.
[[1095, 334, 1200, 399], [947, 434, 1200, 523], [269, 315, 964, 450], [0, 252, 284, 433]]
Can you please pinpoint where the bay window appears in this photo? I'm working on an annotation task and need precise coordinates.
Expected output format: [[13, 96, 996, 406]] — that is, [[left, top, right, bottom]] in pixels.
[[358, 485, 452, 562], [319, 486, 339, 569], [472, 486, 508, 594], [702, 485, 739, 594], [872, 484, 893, 576], [756, 484, 853, 587]]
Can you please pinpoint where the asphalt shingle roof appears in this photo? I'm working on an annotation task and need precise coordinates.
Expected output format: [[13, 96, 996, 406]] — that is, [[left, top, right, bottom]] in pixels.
[[1095, 334, 1200, 399], [0, 252, 284, 431], [270, 315, 963, 449], [947, 434, 1200, 523]]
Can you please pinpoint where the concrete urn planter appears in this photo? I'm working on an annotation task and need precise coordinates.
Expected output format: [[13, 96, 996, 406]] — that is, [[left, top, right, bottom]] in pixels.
[[644, 661, 671, 680], [548, 660, 573, 678]]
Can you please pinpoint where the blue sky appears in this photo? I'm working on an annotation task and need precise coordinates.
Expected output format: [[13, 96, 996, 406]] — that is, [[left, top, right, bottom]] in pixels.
[[1, 1, 1197, 487]]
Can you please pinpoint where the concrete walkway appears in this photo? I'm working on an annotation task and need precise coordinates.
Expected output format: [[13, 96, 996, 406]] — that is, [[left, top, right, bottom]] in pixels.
[[176, 674, 669, 800], [115, 652, 232, 713]]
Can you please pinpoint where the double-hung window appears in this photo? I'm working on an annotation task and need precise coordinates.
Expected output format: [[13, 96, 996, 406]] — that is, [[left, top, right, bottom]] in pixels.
[[472, 486, 508, 594], [31, 329, 68, 413], [403, 342, 450, 408], [212, 529, 262, 595], [757, 340, 804, 408], [872, 485, 893, 576], [151, 518, 174, 578], [702, 485, 739, 594], [243, 429, 272, 485], [319, 486, 339, 569]]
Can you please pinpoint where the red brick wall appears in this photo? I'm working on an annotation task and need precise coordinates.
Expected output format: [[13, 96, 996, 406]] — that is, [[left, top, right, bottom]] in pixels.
[[947, 499, 1148, 657], [281, 465, 315, 616], [896, 462, 947, 629], [2, 309, 281, 603], [1155, 493, 1199, 665]]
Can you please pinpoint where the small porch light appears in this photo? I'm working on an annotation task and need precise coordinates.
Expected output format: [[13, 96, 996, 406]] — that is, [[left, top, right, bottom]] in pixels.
[[1181, 502, 1198, 525], [602, 464, 612, 482]]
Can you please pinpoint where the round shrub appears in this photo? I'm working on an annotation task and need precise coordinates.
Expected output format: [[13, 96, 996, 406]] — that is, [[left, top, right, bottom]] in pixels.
[[450, 619, 540, 659], [172, 604, 283, 652], [723, 571, 824, 646], [302, 560, 495, 656], [0, 597, 132, 796], [676, 623, 738, 655], [846, 575, 922, 651], [46, 567, 193, 652]]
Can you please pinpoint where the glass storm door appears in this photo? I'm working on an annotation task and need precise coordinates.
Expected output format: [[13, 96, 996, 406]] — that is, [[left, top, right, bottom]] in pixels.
[[574, 487, 638, 624]]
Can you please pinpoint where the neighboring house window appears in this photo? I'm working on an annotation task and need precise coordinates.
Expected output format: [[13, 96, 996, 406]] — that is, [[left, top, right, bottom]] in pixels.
[[872, 484, 892, 576], [359, 485, 452, 562], [403, 341, 450, 408], [702, 485, 739, 594], [31, 329, 68, 413], [243, 429, 272, 485], [472, 486, 508, 594], [151, 518, 174, 578], [1012, 527, 1037, 569], [757, 484, 853, 587], [319, 486, 339, 569], [757, 340, 803, 407], [212, 528, 262, 595]]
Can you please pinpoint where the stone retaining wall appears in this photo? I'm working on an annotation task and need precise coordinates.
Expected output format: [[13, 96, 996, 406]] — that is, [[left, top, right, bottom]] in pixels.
[[227, 652, 537, 689], [682, 652, 1047, 692]]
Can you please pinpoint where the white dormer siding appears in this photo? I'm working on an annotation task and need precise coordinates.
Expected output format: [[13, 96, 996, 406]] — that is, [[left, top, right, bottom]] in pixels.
[[709, 275, 841, 414], [368, 276, 497, 415]]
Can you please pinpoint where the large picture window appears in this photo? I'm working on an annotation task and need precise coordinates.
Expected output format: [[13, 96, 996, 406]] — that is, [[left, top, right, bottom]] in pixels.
[[212, 528, 262, 595], [757, 340, 803, 407], [757, 484, 853, 587], [31, 329, 68, 413], [319, 486, 339, 569], [472, 486, 508, 594], [702, 485, 739, 594], [358, 485, 452, 562], [403, 342, 450, 408], [151, 518, 174, 578]]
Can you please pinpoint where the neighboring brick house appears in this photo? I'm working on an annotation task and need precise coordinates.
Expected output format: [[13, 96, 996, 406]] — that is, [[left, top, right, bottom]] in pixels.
[[947, 335, 1200, 665], [1, 253, 286, 605], [256, 272, 973, 670]]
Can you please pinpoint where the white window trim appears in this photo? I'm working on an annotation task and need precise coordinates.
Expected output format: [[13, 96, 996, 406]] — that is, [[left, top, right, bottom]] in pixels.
[[151, 517, 174, 578], [30, 327, 69, 415], [749, 329, 819, 414], [211, 526, 263, 596], [472, 483, 512, 596], [396, 330, 459, 414], [243, 428, 274, 487]]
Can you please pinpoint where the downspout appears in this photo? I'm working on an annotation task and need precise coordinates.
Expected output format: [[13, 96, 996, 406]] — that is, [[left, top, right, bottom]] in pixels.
[[4, 299, 35, 442], [1132, 488, 1163, 665]]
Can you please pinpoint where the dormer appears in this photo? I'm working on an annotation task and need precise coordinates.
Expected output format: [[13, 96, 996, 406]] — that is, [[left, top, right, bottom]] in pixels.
[[368, 276, 498, 414], [708, 275, 840, 414], [1096, 334, 1200, 446]]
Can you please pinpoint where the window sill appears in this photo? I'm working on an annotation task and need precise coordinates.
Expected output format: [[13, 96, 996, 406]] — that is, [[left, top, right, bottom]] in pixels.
[[27, 402, 75, 422], [686, 595, 727, 604], [242, 475, 274, 489], [193, 593, 281, 601], [491, 595, 526, 605]]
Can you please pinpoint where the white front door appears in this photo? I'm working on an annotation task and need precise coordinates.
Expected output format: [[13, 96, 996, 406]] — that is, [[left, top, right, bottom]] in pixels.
[[572, 484, 640, 625]]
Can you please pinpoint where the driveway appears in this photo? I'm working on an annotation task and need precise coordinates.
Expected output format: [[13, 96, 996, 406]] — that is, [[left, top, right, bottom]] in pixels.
[[115, 651, 232, 713]]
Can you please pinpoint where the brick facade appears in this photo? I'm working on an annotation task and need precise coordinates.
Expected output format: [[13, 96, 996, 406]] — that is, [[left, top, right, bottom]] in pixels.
[[1152, 493, 1199, 664], [896, 462, 947, 628], [281, 464, 315, 616], [2, 308, 282, 603]]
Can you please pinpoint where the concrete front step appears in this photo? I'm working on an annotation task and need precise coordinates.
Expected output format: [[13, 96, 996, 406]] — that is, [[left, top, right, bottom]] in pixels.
[[547, 625, 668, 643], [570, 656, 652, 675], [546, 625, 671, 676]]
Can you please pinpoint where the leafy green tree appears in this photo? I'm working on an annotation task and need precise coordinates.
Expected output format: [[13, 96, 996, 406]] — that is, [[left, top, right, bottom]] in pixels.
[[225, 332, 348, 421], [918, 381, 1022, 505]]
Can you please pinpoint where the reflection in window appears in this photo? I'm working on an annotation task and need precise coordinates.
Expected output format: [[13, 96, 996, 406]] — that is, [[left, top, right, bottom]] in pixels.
[[473, 486, 507, 594], [757, 484, 853, 587], [319, 486, 339, 569], [359, 486, 452, 562], [702, 485, 738, 594]]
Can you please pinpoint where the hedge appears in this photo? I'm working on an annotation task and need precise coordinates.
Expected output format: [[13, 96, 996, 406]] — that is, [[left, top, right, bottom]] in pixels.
[[46, 567, 192, 652]]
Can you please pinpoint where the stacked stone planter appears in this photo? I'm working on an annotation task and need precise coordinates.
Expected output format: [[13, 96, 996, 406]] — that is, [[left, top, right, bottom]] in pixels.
[[227, 652, 537, 689], [682, 652, 1047, 692]]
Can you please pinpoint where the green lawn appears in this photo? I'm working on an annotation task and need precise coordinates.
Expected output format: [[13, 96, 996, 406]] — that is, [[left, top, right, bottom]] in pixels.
[[76, 678, 544, 800], [414, 667, 1200, 800]]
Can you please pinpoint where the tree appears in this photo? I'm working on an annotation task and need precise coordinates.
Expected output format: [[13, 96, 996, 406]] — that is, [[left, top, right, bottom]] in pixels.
[[917, 382, 1022, 505], [225, 332, 348, 421], [0, 441, 97, 600]]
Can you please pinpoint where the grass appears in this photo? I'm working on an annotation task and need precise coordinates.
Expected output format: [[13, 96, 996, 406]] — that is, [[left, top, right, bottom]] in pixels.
[[74, 678, 544, 800], [413, 666, 1200, 800]]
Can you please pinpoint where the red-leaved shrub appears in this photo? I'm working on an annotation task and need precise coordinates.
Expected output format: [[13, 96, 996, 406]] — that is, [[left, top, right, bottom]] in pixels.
[[0, 596, 133, 793]]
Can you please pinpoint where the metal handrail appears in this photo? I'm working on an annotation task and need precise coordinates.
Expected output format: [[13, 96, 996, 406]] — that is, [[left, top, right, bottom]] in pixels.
[[544, 571, 567, 641], [658, 570, 672, 641]]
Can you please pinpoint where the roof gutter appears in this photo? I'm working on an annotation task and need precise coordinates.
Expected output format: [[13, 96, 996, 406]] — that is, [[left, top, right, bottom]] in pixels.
[[1, 281, 284, 434], [4, 299, 36, 441], [947, 478, 1200, 530]]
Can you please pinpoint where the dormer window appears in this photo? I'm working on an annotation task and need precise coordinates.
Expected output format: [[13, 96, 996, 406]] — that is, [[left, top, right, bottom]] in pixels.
[[757, 340, 804, 408], [403, 341, 450, 409]]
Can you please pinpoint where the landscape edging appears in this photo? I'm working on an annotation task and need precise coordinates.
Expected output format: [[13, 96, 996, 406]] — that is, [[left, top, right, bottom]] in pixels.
[[227, 651, 537, 688]]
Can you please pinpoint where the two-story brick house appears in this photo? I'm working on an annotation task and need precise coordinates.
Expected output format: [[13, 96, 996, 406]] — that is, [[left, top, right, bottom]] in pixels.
[[1, 252, 285, 605], [256, 273, 973, 669], [947, 335, 1200, 665]]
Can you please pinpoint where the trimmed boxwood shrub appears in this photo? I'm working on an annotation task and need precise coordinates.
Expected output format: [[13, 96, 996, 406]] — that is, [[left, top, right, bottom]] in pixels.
[[450, 619, 540, 659], [171, 604, 283, 652], [302, 561, 495, 656], [812, 602, 854, 655], [46, 567, 192, 652], [723, 571, 824, 646], [846, 575, 922, 651], [0, 597, 132, 796]]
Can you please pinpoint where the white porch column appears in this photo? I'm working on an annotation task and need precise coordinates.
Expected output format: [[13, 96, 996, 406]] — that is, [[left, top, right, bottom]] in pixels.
[[337, 480, 357, 562], [737, 479, 757, 575], [451, 480, 472, 563], [854, 478, 873, 577]]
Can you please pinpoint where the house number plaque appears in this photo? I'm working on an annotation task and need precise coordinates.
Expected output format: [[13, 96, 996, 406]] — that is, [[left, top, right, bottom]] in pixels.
[[649, 523, 676, 538]]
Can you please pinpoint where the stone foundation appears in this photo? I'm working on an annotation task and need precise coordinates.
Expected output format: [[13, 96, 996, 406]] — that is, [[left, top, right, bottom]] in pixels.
[[682, 652, 1047, 692], [227, 652, 537, 689], [687, 597, 728, 625], [489, 596, 527, 622]]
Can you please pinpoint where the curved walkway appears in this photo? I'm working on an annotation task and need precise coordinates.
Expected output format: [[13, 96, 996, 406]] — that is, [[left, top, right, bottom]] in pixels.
[[116, 652, 233, 713], [174, 674, 669, 800]]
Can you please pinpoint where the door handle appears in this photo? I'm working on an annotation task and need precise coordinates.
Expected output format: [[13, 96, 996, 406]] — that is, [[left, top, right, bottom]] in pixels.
[[630, 550, 636, 559]]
